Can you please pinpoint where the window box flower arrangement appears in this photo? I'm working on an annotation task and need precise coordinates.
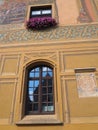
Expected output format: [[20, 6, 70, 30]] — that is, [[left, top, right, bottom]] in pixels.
[[26, 17, 57, 30]]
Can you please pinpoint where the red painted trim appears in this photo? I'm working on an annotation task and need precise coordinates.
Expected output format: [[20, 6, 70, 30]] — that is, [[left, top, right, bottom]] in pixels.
[[84, 0, 96, 21]]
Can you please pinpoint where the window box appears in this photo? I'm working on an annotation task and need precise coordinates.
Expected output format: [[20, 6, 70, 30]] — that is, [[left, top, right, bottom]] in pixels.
[[26, 17, 57, 30]]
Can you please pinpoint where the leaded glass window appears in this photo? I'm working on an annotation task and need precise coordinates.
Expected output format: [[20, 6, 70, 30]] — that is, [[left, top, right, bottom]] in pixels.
[[25, 64, 54, 115]]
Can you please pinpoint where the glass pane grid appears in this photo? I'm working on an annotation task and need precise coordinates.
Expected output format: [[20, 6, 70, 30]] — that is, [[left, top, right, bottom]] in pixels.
[[26, 65, 54, 114]]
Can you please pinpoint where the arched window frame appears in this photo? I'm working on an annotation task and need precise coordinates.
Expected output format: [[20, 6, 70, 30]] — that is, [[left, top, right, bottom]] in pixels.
[[16, 60, 63, 125], [25, 62, 55, 115]]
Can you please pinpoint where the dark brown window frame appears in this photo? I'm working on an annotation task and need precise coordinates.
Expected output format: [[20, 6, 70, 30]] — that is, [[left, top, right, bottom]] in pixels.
[[29, 5, 52, 18], [25, 62, 55, 115]]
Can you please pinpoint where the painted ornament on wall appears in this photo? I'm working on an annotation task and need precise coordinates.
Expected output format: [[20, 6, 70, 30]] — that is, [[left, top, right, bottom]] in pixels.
[[76, 72, 98, 98], [0, 0, 27, 25], [0, 0, 54, 25], [77, 0, 98, 23]]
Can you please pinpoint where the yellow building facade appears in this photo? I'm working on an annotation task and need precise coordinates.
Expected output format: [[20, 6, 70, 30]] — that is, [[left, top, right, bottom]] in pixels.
[[0, 0, 98, 130]]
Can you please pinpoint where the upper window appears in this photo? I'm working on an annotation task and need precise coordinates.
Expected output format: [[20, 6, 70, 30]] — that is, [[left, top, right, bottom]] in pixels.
[[29, 5, 52, 18], [25, 64, 55, 115]]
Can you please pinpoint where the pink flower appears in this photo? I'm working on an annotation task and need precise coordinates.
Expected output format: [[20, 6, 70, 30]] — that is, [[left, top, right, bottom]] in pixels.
[[26, 17, 57, 30]]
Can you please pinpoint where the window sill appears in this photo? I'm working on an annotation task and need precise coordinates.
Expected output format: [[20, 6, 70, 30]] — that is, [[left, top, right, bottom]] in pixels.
[[16, 115, 63, 125]]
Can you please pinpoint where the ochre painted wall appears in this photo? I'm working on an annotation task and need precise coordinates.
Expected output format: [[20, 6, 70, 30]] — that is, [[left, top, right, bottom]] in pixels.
[[0, 0, 98, 130], [56, 0, 79, 25]]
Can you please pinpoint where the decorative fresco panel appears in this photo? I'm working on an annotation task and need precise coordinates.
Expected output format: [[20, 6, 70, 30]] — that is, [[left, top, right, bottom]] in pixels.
[[0, 24, 98, 43], [0, 0, 27, 24], [0, 0, 53, 25], [76, 72, 98, 98], [77, 0, 98, 23], [93, 0, 98, 14]]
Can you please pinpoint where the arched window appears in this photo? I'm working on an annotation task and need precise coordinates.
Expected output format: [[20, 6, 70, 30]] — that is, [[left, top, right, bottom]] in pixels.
[[25, 63, 55, 115]]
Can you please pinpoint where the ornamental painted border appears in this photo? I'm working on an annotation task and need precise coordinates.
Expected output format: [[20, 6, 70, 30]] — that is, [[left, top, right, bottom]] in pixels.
[[0, 24, 98, 44]]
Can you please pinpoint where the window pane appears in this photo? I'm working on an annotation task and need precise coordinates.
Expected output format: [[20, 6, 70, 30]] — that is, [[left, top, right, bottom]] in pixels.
[[28, 102, 32, 111], [42, 79, 47, 86], [48, 94, 53, 102], [48, 79, 52, 86], [33, 87, 39, 94], [48, 103, 54, 111], [33, 103, 38, 111], [42, 95, 47, 102], [42, 87, 47, 94], [42, 72, 52, 77], [43, 67, 47, 71], [34, 80, 39, 87], [42, 10, 51, 14], [29, 72, 34, 78], [48, 68, 52, 71], [35, 72, 39, 77], [29, 96, 33, 102], [48, 72, 52, 77], [31, 69, 34, 72], [42, 72, 47, 77], [48, 87, 52, 93], [42, 103, 47, 112], [35, 67, 40, 71], [32, 11, 41, 15], [28, 87, 33, 95], [33, 95, 38, 102], [29, 80, 34, 87]]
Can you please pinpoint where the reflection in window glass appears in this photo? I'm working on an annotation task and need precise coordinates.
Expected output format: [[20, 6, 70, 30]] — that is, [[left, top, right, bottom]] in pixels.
[[28, 87, 33, 95], [29, 96, 33, 102], [35, 80, 39, 87], [48, 72, 52, 77], [33, 87, 38, 94]]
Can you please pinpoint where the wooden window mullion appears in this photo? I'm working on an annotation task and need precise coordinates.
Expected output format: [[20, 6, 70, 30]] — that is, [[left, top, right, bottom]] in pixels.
[[39, 66, 42, 113]]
